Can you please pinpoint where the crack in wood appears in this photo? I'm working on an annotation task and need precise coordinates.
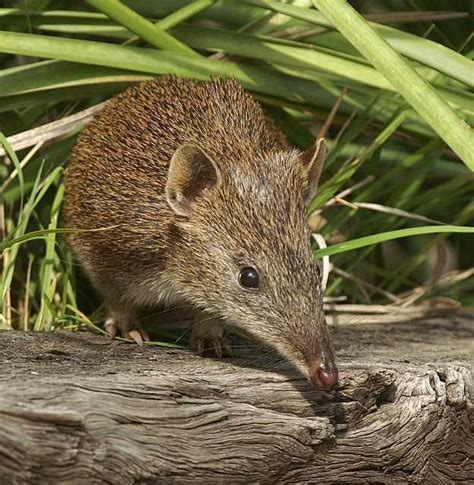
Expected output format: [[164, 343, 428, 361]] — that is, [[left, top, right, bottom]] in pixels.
[[0, 314, 472, 483]]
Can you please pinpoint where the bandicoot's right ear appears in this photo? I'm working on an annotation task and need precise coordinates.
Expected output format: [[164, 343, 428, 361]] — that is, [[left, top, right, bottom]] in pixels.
[[166, 144, 221, 217], [297, 138, 326, 204]]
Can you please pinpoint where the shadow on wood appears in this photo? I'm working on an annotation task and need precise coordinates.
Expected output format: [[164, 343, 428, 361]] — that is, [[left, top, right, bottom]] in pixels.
[[0, 311, 473, 483]]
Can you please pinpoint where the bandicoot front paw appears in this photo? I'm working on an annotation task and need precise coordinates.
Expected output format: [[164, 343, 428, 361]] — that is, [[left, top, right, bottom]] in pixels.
[[190, 316, 232, 358]]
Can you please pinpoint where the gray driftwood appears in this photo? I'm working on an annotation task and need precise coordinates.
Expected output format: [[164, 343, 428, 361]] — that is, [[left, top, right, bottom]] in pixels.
[[0, 311, 473, 484]]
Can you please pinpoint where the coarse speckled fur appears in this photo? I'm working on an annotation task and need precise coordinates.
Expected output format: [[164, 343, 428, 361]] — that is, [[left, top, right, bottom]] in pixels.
[[64, 76, 336, 383]]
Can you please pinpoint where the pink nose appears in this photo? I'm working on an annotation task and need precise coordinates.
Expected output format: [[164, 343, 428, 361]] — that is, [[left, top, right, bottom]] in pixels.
[[310, 365, 339, 390]]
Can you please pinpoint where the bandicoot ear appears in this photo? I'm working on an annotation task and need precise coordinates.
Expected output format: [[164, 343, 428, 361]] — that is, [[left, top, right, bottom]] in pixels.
[[166, 144, 221, 217], [298, 138, 326, 204]]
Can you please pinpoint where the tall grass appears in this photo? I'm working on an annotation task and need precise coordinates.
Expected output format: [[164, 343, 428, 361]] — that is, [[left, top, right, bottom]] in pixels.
[[1, 0, 473, 336]]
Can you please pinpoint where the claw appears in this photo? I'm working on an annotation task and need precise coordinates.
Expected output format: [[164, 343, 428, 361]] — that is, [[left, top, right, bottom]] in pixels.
[[213, 339, 223, 358], [223, 340, 233, 358], [104, 318, 117, 339], [190, 316, 233, 357], [128, 330, 143, 346], [140, 328, 151, 342], [191, 336, 232, 358], [195, 338, 204, 355]]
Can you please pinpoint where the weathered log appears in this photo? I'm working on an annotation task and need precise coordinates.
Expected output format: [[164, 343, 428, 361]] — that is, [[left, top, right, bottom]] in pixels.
[[0, 312, 472, 484]]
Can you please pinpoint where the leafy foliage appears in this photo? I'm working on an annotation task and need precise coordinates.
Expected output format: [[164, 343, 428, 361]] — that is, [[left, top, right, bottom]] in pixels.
[[1, 0, 473, 334]]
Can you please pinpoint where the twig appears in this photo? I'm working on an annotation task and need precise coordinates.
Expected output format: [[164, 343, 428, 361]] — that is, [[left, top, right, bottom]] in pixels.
[[333, 108, 357, 146], [397, 268, 474, 307], [348, 201, 445, 225], [319, 175, 374, 211], [331, 266, 400, 303], [318, 87, 347, 140], [333, 196, 358, 210], [1, 141, 45, 193], [324, 303, 422, 314], [0, 102, 107, 158], [273, 11, 469, 40]]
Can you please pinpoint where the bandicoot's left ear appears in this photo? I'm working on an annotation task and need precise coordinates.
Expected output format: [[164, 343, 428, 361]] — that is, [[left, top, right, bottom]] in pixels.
[[297, 138, 326, 204], [166, 144, 221, 217]]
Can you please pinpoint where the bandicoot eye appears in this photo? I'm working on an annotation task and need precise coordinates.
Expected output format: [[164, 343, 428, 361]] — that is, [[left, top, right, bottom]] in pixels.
[[238, 267, 259, 291]]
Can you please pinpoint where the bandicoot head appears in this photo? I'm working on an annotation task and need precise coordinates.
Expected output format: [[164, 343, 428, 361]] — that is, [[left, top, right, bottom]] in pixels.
[[164, 138, 338, 389]]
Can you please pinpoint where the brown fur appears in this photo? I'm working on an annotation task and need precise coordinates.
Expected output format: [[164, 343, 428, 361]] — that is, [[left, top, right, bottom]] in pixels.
[[64, 76, 336, 382]]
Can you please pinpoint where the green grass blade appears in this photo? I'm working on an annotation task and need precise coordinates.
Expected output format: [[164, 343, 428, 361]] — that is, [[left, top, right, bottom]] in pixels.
[[173, 25, 398, 92], [314, 225, 474, 258], [311, 0, 474, 169], [157, 0, 216, 30], [370, 24, 474, 88], [0, 30, 349, 111], [3, 3, 472, 89], [0, 60, 149, 97], [124, 0, 215, 46], [0, 161, 49, 315], [0, 60, 146, 112], [0, 227, 115, 252], [245, 0, 474, 88], [1, 2, 473, 317], [0, 133, 25, 210], [85, 0, 197, 56], [40, 292, 57, 324], [34, 182, 64, 331], [3, 21, 471, 117], [0, 29, 472, 124]]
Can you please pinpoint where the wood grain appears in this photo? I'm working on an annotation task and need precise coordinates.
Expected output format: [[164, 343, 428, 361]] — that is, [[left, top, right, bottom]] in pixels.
[[0, 312, 472, 484]]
